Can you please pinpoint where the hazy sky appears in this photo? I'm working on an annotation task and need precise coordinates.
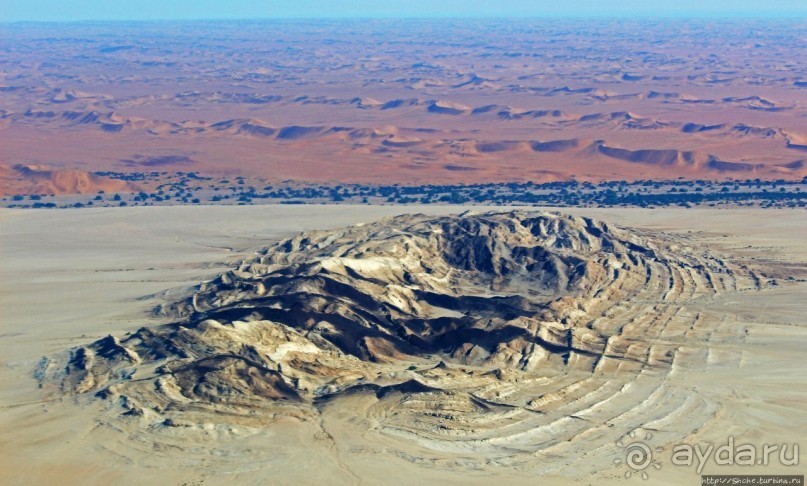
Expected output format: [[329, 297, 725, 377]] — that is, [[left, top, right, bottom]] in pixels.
[[2, 0, 807, 22]]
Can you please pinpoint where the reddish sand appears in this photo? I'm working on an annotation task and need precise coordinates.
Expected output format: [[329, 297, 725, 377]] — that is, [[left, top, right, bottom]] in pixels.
[[0, 164, 138, 196], [1, 19, 805, 194]]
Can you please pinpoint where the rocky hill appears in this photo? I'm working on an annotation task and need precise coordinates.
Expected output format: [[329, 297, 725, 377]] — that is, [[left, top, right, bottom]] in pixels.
[[42, 211, 764, 458]]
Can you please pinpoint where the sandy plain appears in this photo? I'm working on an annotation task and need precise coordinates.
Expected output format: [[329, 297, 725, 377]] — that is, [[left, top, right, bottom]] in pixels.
[[1, 205, 805, 485]]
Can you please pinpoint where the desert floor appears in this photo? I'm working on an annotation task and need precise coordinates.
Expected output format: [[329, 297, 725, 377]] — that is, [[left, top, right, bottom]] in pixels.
[[1, 205, 805, 485]]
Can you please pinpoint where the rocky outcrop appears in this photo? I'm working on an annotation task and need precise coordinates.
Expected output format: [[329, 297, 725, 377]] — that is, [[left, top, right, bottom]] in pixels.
[[43, 211, 761, 430]]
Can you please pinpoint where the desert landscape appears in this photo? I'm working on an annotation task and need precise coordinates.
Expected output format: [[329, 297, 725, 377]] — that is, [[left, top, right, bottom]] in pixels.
[[1, 19, 807, 197], [1, 13, 806, 486], [1, 205, 806, 484]]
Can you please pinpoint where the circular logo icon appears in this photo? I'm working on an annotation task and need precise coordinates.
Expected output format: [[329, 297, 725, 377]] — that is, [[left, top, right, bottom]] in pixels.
[[614, 431, 663, 480]]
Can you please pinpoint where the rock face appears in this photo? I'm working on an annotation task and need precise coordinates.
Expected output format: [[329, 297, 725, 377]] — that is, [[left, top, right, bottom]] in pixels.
[[44, 211, 761, 435]]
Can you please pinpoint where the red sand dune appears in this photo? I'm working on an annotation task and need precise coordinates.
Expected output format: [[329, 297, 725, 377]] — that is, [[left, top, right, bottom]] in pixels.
[[1, 19, 805, 194], [0, 164, 138, 196]]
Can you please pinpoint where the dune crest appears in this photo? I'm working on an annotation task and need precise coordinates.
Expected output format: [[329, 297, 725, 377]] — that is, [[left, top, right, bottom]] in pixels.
[[0, 164, 138, 196]]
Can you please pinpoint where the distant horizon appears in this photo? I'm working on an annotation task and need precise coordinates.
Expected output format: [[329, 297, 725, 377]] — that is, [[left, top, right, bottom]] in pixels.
[[2, 0, 806, 23], [3, 15, 807, 25]]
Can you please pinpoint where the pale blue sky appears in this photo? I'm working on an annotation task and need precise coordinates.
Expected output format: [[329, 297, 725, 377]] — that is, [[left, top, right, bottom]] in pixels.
[[2, 0, 806, 22]]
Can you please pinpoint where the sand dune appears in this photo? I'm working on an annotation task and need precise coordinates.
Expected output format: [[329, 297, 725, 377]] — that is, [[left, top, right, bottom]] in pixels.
[[784, 131, 807, 151], [49, 89, 110, 104], [14, 103, 792, 144], [530, 139, 582, 152], [381, 135, 424, 147], [6, 103, 805, 184], [379, 98, 420, 110], [350, 96, 383, 108], [0, 163, 138, 196], [474, 140, 533, 153], [211, 118, 277, 137], [497, 108, 572, 120], [7, 106, 796, 148], [453, 74, 500, 89], [12, 108, 803, 183], [593, 142, 777, 173], [427, 99, 472, 115], [119, 154, 194, 167], [1, 19, 805, 191], [275, 125, 342, 140], [723, 96, 791, 111], [774, 160, 805, 173], [596, 143, 709, 167], [681, 122, 726, 133], [731, 124, 780, 138]]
